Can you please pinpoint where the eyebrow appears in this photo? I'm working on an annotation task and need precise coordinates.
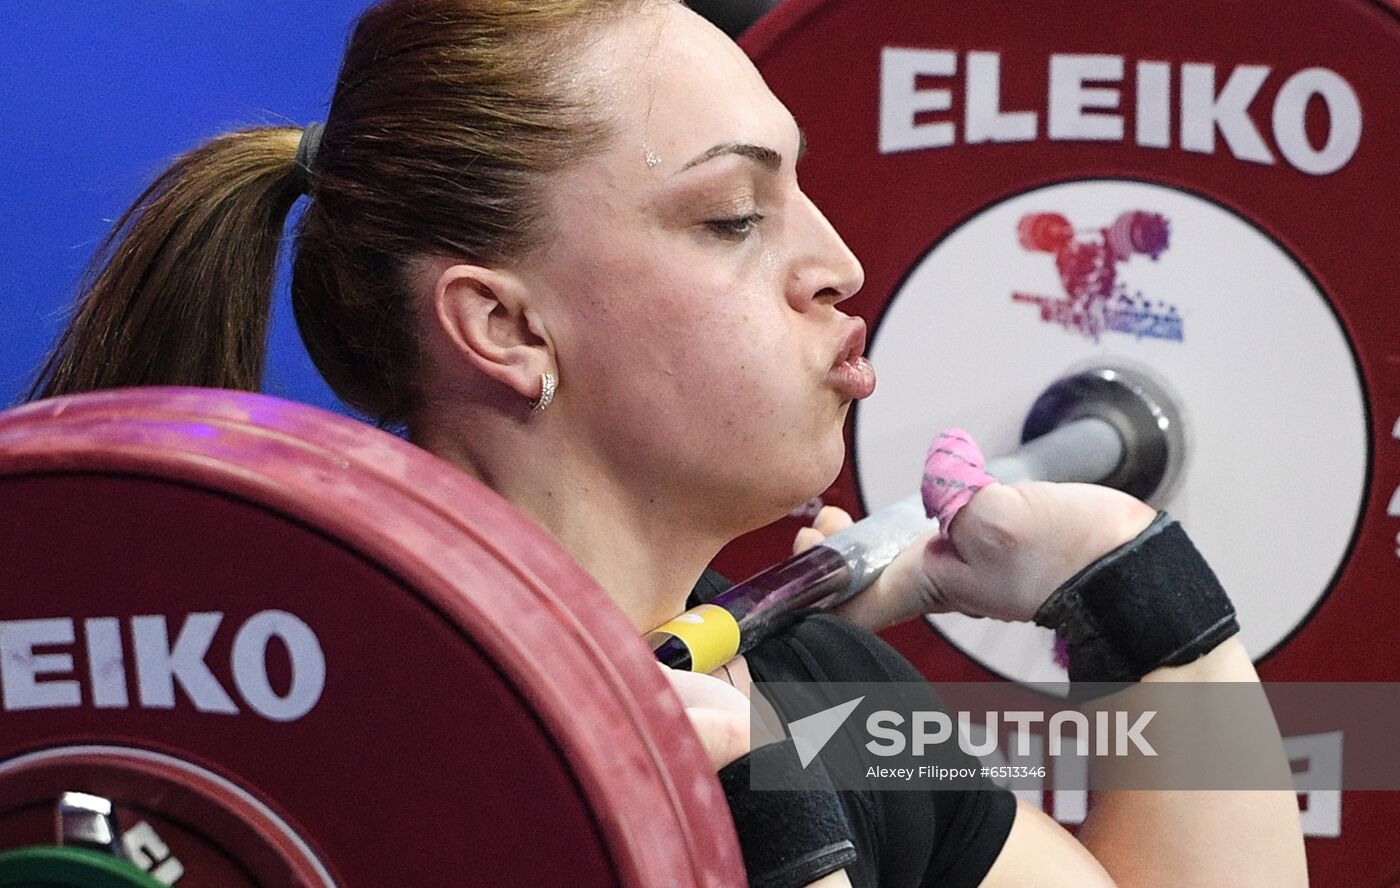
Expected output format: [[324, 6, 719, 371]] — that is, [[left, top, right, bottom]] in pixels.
[[678, 130, 808, 174]]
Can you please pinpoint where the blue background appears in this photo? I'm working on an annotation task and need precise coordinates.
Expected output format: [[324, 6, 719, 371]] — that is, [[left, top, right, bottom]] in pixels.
[[0, 2, 375, 412]]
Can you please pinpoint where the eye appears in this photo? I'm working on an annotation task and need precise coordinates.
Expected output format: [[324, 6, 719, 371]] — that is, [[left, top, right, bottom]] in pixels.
[[704, 213, 765, 240]]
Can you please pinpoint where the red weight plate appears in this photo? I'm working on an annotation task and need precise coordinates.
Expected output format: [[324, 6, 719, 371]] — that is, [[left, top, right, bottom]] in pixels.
[[714, 1, 1400, 883], [0, 388, 743, 888], [0, 750, 322, 886]]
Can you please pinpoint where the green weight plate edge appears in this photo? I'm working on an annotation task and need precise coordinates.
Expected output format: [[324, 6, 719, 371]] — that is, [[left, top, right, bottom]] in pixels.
[[0, 848, 166, 888]]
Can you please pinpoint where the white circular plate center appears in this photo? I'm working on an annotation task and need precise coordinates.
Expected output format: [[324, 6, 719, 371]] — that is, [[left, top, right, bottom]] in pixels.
[[854, 179, 1368, 684]]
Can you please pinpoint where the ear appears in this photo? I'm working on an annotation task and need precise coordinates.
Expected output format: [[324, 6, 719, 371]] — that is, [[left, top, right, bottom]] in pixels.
[[431, 263, 553, 402]]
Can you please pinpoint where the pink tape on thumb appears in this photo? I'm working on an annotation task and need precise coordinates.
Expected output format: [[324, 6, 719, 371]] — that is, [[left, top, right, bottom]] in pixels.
[[921, 428, 998, 532]]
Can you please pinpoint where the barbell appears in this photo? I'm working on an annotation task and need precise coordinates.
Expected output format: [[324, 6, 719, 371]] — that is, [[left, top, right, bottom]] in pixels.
[[0, 363, 1181, 885], [650, 364, 1181, 672]]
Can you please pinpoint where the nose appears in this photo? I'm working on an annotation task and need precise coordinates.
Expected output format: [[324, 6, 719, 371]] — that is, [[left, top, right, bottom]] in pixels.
[[786, 192, 865, 312]]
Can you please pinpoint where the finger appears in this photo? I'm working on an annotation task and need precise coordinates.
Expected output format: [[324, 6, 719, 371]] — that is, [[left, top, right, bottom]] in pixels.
[[812, 505, 854, 538], [921, 428, 996, 528], [662, 664, 751, 713], [921, 535, 995, 619], [944, 483, 1025, 561], [751, 692, 787, 747], [926, 531, 968, 566], [792, 525, 824, 554], [707, 655, 753, 698], [685, 707, 751, 771], [832, 526, 943, 628]]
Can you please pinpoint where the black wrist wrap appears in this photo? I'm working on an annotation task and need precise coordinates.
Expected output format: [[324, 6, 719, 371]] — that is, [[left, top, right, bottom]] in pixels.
[[717, 739, 857, 888], [1033, 512, 1240, 684]]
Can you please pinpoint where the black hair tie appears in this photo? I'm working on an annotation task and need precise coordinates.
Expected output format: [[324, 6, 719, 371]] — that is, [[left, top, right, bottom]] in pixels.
[[293, 122, 324, 195]]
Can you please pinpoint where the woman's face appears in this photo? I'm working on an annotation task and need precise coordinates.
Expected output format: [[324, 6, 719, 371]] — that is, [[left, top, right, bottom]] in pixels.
[[522, 2, 870, 533]]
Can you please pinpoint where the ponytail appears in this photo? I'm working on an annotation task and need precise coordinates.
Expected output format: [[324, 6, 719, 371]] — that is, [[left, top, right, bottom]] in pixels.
[[29, 127, 302, 400], [31, 0, 655, 426]]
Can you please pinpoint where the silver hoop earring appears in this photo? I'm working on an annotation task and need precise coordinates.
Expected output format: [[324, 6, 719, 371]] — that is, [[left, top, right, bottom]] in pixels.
[[531, 372, 557, 415]]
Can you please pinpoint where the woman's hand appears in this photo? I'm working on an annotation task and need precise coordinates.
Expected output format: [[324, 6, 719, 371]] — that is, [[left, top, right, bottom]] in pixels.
[[656, 663, 751, 771], [796, 486, 1157, 632], [910, 481, 1158, 622]]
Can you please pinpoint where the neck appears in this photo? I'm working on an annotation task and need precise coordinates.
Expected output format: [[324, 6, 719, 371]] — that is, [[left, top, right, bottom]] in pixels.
[[418, 418, 730, 634]]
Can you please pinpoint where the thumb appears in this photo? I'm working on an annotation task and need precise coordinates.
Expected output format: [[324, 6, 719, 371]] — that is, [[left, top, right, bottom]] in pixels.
[[918, 534, 988, 618], [792, 506, 855, 554], [792, 526, 825, 555]]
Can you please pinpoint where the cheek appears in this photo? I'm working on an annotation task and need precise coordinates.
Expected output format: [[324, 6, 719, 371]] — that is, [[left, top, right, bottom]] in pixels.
[[592, 273, 773, 379], [554, 236, 802, 417], [672, 310, 794, 402], [606, 313, 790, 446]]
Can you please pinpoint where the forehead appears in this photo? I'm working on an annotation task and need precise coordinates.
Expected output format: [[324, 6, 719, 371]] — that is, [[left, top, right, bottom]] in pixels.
[[580, 3, 797, 169]]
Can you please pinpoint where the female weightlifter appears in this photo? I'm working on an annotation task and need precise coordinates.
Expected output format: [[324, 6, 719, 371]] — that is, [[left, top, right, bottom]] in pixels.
[[29, 1, 1308, 885]]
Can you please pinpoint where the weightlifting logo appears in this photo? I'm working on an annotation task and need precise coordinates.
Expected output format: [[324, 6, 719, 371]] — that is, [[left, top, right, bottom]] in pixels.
[[1012, 210, 1181, 344]]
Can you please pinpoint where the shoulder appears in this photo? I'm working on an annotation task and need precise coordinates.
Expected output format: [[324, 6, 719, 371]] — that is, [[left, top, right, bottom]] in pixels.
[[746, 609, 928, 685]]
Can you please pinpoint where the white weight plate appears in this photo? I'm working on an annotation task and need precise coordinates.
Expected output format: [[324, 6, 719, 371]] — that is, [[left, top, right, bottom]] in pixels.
[[854, 179, 1368, 684]]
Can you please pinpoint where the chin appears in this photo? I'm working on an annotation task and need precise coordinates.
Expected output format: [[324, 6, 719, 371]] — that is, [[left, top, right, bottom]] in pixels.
[[726, 416, 849, 528], [723, 464, 834, 535], [781, 444, 847, 515]]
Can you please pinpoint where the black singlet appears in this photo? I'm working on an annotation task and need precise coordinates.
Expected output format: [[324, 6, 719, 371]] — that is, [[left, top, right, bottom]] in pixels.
[[690, 570, 1017, 888]]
